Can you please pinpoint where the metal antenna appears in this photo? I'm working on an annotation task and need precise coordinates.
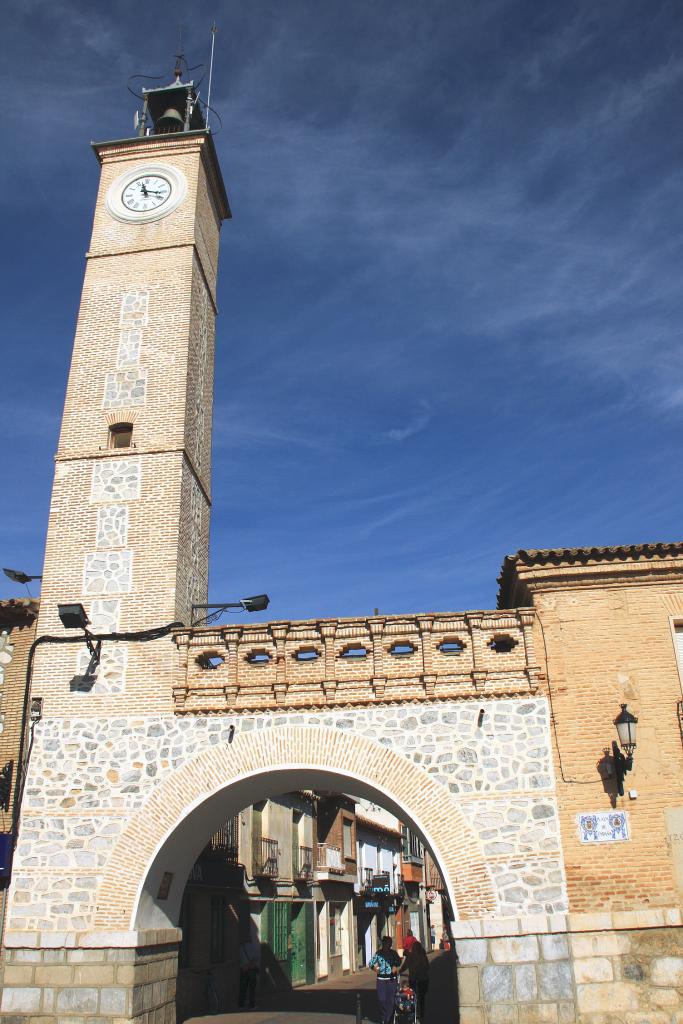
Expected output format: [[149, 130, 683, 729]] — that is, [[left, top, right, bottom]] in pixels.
[[206, 21, 218, 130], [174, 25, 184, 81]]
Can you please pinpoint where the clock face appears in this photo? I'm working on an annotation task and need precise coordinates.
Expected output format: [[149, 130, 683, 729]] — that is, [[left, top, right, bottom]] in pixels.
[[121, 175, 172, 213], [106, 163, 186, 224]]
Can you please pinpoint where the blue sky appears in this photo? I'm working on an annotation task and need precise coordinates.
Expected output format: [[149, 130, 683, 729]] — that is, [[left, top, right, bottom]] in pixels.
[[2, 1, 683, 621]]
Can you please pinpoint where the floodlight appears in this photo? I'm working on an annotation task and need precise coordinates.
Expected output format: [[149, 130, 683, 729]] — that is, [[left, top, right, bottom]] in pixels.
[[240, 594, 270, 613], [3, 568, 42, 585], [58, 604, 90, 631], [57, 604, 100, 677]]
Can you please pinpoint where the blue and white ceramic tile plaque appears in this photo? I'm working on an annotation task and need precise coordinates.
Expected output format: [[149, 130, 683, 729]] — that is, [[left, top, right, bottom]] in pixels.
[[577, 811, 630, 843]]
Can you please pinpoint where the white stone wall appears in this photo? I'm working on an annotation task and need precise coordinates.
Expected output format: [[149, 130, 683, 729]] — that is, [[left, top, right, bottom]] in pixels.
[[103, 368, 147, 408], [91, 459, 141, 502], [83, 551, 132, 595], [9, 697, 567, 933], [96, 506, 129, 549], [117, 329, 142, 367], [119, 289, 149, 328]]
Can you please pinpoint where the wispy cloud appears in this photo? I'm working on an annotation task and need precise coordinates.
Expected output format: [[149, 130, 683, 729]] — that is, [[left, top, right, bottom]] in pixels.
[[5, 1, 683, 617], [208, 3, 683, 421], [380, 402, 431, 443], [213, 403, 341, 454]]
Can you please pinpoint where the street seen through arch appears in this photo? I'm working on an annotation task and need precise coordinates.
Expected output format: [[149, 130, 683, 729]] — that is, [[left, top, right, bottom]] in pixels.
[[176, 786, 456, 1023]]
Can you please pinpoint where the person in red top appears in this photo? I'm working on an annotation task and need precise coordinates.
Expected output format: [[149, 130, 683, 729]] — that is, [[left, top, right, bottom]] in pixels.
[[399, 941, 430, 1022], [402, 929, 417, 955]]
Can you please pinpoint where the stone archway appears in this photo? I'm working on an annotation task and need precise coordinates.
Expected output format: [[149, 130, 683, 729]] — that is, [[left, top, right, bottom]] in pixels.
[[94, 724, 496, 930]]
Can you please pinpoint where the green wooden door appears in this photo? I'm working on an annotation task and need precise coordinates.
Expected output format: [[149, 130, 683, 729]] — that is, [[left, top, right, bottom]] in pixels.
[[290, 901, 315, 986], [290, 903, 307, 985], [304, 901, 315, 984], [263, 900, 291, 988], [272, 901, 290, 964]]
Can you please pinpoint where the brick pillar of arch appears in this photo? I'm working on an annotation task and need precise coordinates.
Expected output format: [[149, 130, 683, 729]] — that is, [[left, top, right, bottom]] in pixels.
[[94, 725, 496, 929]]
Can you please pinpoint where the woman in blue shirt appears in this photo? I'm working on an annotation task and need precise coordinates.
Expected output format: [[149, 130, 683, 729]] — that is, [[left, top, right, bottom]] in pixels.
[[369, 935, 401, 1024]]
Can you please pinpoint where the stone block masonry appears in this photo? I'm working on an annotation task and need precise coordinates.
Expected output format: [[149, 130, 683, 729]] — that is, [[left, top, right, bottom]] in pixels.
[[1, 934, 179, 1024], [454, 909, 683, 1024]]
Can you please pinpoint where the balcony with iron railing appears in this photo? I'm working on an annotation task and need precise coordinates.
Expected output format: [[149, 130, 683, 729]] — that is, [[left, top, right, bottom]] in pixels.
[[360, 869, 392, 894], [316, 843, 344, 874], [253, 837, 279, 878], [206, 820, 239, 864], [295, 845, 313, 882]]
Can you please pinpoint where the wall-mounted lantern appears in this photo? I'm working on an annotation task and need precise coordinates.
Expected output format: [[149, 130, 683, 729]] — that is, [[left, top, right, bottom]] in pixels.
[[613, 703, 638, 797]]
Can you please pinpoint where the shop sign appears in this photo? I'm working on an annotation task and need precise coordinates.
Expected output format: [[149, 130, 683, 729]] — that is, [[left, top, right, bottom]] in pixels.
[[371, 875, 391, 893], [425, 888, 438, 904], [364, 899, 381, 910]]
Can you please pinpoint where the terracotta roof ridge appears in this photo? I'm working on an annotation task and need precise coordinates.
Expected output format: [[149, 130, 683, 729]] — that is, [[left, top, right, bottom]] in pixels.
[[497, 541, 683, 608], [504, 541, 683, 567], [355, 813, 403, 837], [0, 597, 40, 611]]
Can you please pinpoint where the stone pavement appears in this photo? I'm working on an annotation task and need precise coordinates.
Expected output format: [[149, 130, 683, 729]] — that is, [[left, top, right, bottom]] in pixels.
[[186, 950, 458, 1024]]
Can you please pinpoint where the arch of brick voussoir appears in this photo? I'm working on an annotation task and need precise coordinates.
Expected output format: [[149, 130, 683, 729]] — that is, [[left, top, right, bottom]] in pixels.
[[94, 725, 496, 929]]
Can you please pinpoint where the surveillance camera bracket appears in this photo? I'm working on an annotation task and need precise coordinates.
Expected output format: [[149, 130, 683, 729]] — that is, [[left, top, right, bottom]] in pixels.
[[83, 631, 102, 677]]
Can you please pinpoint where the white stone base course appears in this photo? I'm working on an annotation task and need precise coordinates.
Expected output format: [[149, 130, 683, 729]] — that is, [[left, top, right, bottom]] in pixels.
[[455, 910, 683, 1024], [1, 915, 681, 1023], [0, 937, 178, 1024]]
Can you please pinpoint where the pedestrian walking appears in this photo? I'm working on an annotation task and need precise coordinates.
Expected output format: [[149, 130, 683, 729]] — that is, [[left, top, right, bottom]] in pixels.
[[400, 940, 429, 1022], [238, 931, 261, 1010], [369, 935, 402, 1024]]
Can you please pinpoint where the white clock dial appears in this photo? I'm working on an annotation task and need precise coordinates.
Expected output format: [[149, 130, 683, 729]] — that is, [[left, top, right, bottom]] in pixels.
[[121, 175, 172, 213], [106, 163, 187, 224]]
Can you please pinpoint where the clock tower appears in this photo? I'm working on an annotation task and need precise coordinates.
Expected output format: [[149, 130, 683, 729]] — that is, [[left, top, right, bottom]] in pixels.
[[33, 71, 230, 712]]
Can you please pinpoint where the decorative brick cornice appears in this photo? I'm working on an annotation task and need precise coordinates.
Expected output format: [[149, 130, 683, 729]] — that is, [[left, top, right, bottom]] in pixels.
[[172, 609, 538, 714]]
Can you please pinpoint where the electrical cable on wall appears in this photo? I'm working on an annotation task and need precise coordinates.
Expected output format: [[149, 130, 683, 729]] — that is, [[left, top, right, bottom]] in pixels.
[[536, 614, 603, 786]]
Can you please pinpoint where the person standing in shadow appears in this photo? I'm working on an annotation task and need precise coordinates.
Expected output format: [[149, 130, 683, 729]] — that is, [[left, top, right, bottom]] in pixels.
[[238, 926, 261, 1010]]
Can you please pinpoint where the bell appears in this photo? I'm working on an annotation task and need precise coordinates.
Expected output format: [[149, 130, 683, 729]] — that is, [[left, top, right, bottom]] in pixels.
[[155, 106, 184, 134]]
